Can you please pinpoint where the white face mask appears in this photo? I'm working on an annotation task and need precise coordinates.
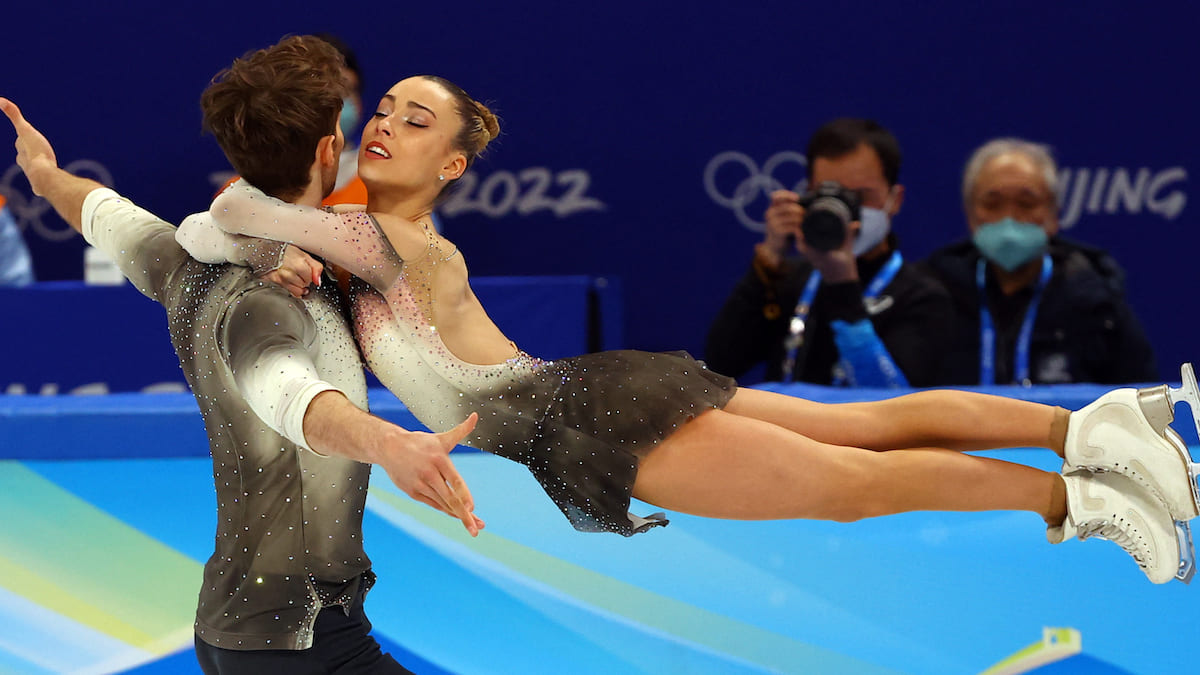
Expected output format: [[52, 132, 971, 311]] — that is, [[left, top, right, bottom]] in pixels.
[[853, 193, 894, 256]]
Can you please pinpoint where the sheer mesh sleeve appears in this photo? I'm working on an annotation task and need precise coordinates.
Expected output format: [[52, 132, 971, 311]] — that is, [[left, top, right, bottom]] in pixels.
[[177, 211, 288, 275], [211, 179, 397, 290]]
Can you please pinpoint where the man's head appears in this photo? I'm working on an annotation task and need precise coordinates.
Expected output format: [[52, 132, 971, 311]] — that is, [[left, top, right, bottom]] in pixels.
[[805, 118, 904, 217], [962, 138, 1059, 237], [201, 35, 348, 201], [801, 118, 904, 257]]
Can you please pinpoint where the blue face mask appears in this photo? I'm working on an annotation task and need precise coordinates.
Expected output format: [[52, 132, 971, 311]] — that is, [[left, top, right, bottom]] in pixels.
[[854, 197, 893, 256], [972, 217, 1048, 271], [339, 98, 360, 140]]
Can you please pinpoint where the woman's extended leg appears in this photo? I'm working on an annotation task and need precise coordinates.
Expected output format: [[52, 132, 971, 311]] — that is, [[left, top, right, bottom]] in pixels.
[[722, 387, 1068, 454], [634, 408, 1062, 522], [633, 408, 1183, 583], [725, 385, 1199, 524]]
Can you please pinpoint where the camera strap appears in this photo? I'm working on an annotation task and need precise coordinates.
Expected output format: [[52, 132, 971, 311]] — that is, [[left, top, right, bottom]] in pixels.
[[977, 253, 1053, 386], [781, 250, 903, 381]]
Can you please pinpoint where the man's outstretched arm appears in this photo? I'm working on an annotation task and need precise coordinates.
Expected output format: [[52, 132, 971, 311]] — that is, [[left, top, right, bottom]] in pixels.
[[1, 97, 99, 232], [4, 96, 190, 301], [222, 267, 484, 537], [304, 392, 483, 536]]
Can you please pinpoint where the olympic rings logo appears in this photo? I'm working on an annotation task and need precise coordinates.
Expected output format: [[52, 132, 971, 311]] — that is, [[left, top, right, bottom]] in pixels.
[[703, 150, 809, 231], [1, 159, 114, 242]]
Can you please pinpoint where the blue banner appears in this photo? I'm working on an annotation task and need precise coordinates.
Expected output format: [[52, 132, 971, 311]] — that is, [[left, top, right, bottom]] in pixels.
[[0, 277, 616, 394]]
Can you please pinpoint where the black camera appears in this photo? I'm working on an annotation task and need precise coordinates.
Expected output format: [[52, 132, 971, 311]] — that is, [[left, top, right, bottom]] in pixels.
[[797, 181, 862, 251]]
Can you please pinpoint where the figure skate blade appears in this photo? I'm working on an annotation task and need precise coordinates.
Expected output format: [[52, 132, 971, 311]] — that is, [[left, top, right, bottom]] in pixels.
[[1175, 520, 1195, 584], [1167, 363, 1200, 443]]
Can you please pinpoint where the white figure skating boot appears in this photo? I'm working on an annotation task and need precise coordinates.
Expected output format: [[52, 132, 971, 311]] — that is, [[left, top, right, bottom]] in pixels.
[[1049, 470, 1193, 584], [1063, 363, 1200, 523]]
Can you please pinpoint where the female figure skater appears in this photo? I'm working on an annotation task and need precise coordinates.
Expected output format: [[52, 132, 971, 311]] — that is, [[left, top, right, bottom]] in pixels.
[[179, 75, 1199, 584]]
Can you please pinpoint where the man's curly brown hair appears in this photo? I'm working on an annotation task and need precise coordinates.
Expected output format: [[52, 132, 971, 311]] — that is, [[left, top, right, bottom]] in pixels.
[[201, 35, 348, 199]]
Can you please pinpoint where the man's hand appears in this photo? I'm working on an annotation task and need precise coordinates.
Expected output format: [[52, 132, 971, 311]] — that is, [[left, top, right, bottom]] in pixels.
[[303, 391, 485, 536], [795, 217, 861, 284], [377, 413, 484, 536], [1, 98, 58, 194], [1, 97, 102, 233], [261, 245, 324, 299], [758, 189, 803, 269], [760, 188, 859, 282]]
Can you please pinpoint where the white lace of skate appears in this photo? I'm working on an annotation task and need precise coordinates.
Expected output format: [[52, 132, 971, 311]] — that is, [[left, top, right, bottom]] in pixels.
[[1078, 520, 1150, 567]]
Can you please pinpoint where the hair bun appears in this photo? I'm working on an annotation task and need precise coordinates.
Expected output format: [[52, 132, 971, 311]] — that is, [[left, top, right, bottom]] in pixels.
[[476, 102, 500, 144]]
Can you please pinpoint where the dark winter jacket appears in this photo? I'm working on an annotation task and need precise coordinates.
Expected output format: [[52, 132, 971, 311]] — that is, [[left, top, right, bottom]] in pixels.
[[706, 246, 953, 386], [920, 236, 1157, 385]]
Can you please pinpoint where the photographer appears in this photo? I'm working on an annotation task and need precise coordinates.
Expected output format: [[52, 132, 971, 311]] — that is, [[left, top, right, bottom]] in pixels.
[[706, 118, 951, 386]]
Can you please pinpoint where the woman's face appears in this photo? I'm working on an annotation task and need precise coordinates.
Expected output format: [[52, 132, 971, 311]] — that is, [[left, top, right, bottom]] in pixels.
[[358, 77, 465, 195]]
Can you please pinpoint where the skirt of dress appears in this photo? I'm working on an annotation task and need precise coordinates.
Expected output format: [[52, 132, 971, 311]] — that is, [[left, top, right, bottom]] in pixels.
[[462, 349, 738, 536]]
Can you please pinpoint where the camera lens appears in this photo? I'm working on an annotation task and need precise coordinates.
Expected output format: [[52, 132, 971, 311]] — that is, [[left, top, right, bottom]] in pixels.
[[801, 197, 851, 251], [802, 210, 846, 251], [797, 182, 861, 252]]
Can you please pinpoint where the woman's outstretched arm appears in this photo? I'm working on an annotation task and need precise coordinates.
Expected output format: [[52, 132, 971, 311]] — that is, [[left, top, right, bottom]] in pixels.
[[208, 179, 397, 290]]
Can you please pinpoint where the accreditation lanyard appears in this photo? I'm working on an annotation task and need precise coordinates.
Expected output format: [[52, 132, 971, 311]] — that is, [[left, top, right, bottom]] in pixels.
[[781, 250, 903, 381], [977, 253, 1053, 386]]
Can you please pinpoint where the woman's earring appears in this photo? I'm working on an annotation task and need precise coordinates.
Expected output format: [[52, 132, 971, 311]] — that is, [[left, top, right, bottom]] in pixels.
[[438, 174, 445, 181]]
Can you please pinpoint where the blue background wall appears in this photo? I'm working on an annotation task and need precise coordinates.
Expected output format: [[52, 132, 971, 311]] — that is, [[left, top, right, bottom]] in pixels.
[[1, 0, 1196, 378]]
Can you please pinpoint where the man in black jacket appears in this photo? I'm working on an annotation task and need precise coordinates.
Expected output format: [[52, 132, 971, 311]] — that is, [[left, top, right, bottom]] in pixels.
[[706, 119, 951, 387], [923, 138, 1157, 385]]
